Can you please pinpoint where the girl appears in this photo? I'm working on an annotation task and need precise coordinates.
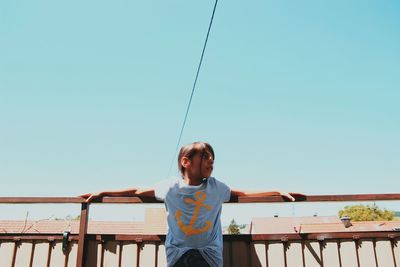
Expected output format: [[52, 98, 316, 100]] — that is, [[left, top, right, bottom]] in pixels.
[[81, 141, 299, 267]]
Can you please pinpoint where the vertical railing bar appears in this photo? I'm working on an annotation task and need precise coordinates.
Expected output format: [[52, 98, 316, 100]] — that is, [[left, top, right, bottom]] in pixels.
[[76, 203, 89, 267], [391, 239, 398, 267], [136, 241, 141, 267], [64, 240, 70, 267], [319, 241, 324, 267], [337, 241, 342, 267], [283, 242, 288, 267], [373, 239, 378, 267], [155, 242, 159, 267], [11, 241, 17, 267], [118, 241, 122, 267], [29, 241, 35, 267], [100, 240, 104, 267], [355, 240, 360, 267], [264, 241, 269, 267], [64, 253, 69, 267], [46, 241, 53, 267]]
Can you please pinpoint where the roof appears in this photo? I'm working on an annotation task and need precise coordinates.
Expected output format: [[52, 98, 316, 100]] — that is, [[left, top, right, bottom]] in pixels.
[[143, 207, 167, 234], [0, 220, 145, 235], [251, 216, 340, 234], [251, 216, 400, 234], [300, 220, 400, 233], [0, 207, 168, 235], [3, 215, 399, 236]]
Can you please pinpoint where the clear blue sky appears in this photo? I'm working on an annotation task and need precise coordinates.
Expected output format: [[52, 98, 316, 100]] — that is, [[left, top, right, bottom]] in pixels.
[[1, 1, 399, 221]]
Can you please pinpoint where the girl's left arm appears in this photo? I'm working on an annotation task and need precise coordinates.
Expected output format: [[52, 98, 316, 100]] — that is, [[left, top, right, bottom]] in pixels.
[[231, 189, 301, 201]]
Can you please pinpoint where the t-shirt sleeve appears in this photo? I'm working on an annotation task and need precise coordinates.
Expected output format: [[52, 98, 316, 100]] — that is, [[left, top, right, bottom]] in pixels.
[[213, 177, 231, 202], [154, 179, 173, 201]]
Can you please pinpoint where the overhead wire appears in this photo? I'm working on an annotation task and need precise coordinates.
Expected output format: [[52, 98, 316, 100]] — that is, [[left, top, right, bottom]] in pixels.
[[167, 0, 219, 178]]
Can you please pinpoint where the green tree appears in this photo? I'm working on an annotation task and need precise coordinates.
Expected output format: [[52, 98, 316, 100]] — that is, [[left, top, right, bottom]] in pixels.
[[338, 204, 394, 221], [54, 215, 81, 221], [227, 219, 241, 234]]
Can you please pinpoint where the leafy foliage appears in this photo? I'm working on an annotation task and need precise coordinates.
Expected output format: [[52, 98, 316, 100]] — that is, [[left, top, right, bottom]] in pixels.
[[54, 215, 81, 221], [227, 219, 241, 234], [338, 204, 394, 221]]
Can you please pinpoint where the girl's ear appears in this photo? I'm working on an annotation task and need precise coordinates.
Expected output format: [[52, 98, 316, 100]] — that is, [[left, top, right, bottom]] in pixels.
[[181, 157, 191, 169]]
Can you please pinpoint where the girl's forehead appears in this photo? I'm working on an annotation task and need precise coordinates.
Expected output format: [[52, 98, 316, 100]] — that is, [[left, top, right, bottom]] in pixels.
[[194, 146, 211, 154], [185, 147, 211, 157], [198, 148, 214, 159], [182, 143, 214, 158], [201, 149, 212, 155]]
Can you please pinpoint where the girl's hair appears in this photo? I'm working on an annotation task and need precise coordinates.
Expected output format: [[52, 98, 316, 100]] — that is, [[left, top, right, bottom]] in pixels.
[[178, 142, 215, 176]]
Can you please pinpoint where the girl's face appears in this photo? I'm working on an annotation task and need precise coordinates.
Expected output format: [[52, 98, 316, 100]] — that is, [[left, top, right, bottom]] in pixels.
[[185, 149, 214, 179]]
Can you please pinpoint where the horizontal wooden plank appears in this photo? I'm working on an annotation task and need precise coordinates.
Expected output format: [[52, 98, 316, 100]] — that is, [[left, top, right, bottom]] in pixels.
[[0, 196, 159, 204], [0, 235, 79, 241], [238, 193, 400, 203], [101, 196, 162, 203], [1, 193, 400, 204], [0, 197, 84, 203], [2, 232, 399, 242], [305, 194, 400, 202]]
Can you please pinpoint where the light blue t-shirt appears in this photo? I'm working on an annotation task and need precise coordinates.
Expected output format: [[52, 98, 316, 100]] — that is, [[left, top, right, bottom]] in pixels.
[[155, 176, 231, 267]]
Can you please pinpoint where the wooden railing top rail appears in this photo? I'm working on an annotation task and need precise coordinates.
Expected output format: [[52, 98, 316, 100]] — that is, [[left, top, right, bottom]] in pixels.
[[1, 193, 400, 267], [0, 193, 400, 204]]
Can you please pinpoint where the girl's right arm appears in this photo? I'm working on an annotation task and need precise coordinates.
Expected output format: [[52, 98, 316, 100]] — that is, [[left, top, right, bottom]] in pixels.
[[80, 188, 155, 202]]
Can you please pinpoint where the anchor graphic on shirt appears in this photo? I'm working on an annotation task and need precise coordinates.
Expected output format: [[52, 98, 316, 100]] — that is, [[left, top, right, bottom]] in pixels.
[[175, 191, 213, 236]]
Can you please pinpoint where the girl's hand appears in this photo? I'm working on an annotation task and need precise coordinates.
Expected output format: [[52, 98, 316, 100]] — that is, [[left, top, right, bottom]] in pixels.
[[279, 192, 306, 201], [278, 192, 295, 201], [79, 192, 104, 203]]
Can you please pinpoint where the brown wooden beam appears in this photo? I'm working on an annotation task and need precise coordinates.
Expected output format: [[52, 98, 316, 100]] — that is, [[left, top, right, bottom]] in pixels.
[[1, 193, 400, 204], [3, 232, 398, 243], [238, 193, 400, 203], [0, 235, 79, 241], [76, 203, 89, 267], [0, 197, 84, 203]]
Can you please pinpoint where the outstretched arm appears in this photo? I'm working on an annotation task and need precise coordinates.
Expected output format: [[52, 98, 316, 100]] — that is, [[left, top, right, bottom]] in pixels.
[[231, 189, 300, 201], [80, 188, 155, 202]]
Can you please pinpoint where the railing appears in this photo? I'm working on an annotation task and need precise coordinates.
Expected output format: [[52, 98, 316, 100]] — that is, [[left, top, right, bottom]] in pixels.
[[1, 193, 400, 267]]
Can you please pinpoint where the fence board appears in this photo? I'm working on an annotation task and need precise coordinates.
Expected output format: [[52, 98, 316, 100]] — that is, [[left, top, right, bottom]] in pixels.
[[32, 242, 49, 267], [286, 242, 303, 267], [2, 235, 400, 267], [157, 244, 167, 267], [267, 242, 285, 267], [322, 242, 340, 267], [0, 242, 15, 267], [67, 242, 78, 267], [358, 240, 377, 267], [120, 242, 137, 267], [13, 242, 32, 267], [103, 241, 120, 267], [139, 243, 156, 267], [50, 242, 65, 267], [339, 241, 358, 267], [250, 242, 266, 267], [375, 240, 395, 267], [304, 241, 321, 267]]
